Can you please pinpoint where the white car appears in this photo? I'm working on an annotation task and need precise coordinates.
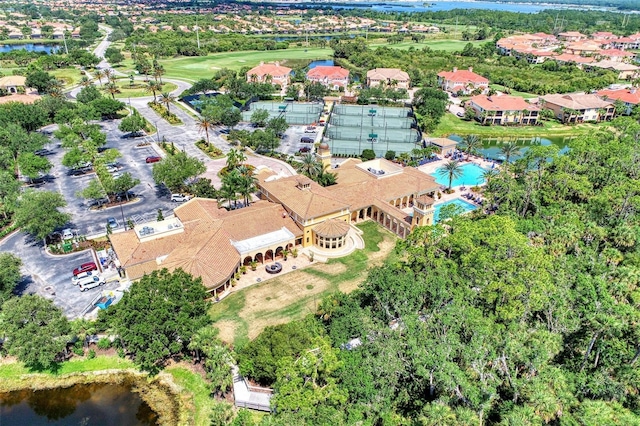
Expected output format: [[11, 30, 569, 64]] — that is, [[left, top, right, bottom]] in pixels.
[[72, 271, 94, 284], [62, 228, 74, 240], [77, 275, 105, 292], [171, 194, 191, 202]]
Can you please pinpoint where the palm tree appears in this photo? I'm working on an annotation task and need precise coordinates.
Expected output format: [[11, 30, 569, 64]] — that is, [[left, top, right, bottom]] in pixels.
[[103, 68, 115, 83], [225, 148, 246, 171], [79, 76, 92, 87], [237, 167, 257, 206], [159, 92, 176, 113], [437, 160, 463, 191], [499, 141, 522, 164], [462, 134, 481, 159], [146, 80, 161, 103], [297, 154, 322, 178], [196, 115, 214, 146], [104, 82, 121, 100], [153, 64, 165, 84], [94, 69, 105, 85]]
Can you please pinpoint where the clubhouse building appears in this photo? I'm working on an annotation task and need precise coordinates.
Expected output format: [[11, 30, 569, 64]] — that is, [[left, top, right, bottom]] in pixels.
[[110, 145, 439, 297]]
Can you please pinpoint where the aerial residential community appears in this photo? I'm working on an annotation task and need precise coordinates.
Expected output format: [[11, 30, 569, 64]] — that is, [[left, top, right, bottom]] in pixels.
[[0, 0, 639, 424]]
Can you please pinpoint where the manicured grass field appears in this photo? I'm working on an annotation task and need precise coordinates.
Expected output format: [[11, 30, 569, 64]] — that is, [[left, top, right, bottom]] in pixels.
[[489, 83, 538, 99], [209, 221, 398, 348], [369, 39, 485, 52], [156, 47, 332, 81], [433, 112, 604, 138], [0, 356, 135, 379], [112, 80, 178, 99]]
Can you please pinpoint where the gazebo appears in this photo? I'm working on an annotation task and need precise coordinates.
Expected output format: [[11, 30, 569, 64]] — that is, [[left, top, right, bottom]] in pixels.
[[312, 219, 350, 250]]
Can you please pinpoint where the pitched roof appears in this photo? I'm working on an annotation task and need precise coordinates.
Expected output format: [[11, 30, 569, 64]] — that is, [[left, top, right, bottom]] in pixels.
[[552, 53, 595, 64], [470, 95, 539, 111], [542, 93, 613, 110], [597, 88, 640, 105], [366, 68, 410, 81], [246, 62, 292, 78], [0, 94, 41, 104], [437, 68, 489, 84], [306, 66, 349, 80], [313, 218, 350, 238], [0, 75, 26, 87]]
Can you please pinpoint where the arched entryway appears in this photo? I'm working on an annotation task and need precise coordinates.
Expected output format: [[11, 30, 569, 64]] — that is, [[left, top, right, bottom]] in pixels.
[[275, 246, 284, 260], [265, 249, 274, 262], [255, 252, 264, 264]]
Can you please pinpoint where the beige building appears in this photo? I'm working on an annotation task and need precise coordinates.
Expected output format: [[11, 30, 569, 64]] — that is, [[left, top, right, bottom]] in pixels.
[[468, 95, 540, 126], [366, 68, 410, 89], [0, 75, 26, 94], [245, 62, 292, 88], [542, 93, 615, 123]]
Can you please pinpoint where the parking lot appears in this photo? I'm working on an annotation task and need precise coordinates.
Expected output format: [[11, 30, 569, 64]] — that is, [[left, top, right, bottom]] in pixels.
[[36, 121, 177, 238], [0, 231, 121, 318], [279, 124, 323, 157]]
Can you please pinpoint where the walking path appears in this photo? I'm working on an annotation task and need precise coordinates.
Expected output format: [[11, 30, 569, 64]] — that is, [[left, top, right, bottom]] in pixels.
[[232, 366, 272, 412]]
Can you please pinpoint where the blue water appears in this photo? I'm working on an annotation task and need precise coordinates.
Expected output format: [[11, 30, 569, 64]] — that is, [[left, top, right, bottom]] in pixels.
[[448, 135, 572, 162], [432, 163, 486, 187], [0, 44, 60, 54], [321, 0, 612, 14], [434, 198, 477, 223], [309, 59, 335, 69]]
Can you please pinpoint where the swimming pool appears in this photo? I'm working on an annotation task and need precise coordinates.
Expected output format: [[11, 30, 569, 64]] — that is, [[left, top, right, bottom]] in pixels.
[[432, 163, 487, 187], [434, 198, 477, 223]]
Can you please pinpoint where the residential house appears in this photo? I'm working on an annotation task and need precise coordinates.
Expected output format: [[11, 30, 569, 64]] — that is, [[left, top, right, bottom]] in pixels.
[[437, 67, 489, 95], [306, 66, 349, 91], [552, 53, 595, 67], [586, 60, 639, 80], [0, 75, 27, 94], [366, 68, 410, 89], [467, 95, 540, 125], [246, 62, 292, 88], [558, 31, 587, 42], [597, 87, 640, 115], [541, 93, 615, 123]]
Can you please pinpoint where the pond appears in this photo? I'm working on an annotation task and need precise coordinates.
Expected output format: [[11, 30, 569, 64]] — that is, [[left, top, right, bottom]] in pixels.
[[0, 382, 159, 426], [308, 59, 334, 69], [0, 44, 60, 54], [448, 135, 573, 162]]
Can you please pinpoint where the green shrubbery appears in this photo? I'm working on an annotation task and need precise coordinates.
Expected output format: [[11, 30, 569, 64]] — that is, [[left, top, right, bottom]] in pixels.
[[148, 101, 183, 125]]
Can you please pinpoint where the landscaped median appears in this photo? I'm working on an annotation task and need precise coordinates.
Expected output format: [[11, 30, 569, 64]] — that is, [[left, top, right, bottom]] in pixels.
[[433, 112, 603, 138]]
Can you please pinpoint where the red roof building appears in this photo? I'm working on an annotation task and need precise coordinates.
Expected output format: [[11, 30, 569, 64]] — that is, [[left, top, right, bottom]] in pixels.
[[306, 66, 349, 90], [437, 67, 489, 95], [246, 62, 292, 88], [598, 88, 640, 115]]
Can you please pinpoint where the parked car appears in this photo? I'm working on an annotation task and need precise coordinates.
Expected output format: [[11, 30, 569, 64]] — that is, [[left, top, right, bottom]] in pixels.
[[456, 112, 464, 117], [145, 156, 162, 163], [219, 128, 230, 134], [105, 165, 119, 173], [171, 194, 191, 202], [298, 146, 311, 153], [305, 126, 317, 133], [300, 137, 314, 143], [62, 228, 74, 240], [73, 262, 98, 276], [107, 217, 119, 229], [77, 275, 106, 292], [72, 270, 94, 284]]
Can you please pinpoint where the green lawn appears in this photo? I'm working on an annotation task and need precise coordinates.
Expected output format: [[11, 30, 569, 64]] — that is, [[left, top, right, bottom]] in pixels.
[[113, 80, 178, 99], [369, 39, 485, 52], [489, 83, 538, 99], [0, 356, 135, 380], [433, 112, 603, 138], [156, 47, 332, 81], [209, 221, 397, 347]]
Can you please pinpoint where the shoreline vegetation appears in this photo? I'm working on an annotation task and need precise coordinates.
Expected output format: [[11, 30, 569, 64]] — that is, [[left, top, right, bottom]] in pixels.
[[0, 357, 197, 425]]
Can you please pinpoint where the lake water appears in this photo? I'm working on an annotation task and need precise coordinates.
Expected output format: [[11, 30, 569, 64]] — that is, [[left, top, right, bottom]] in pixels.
[[448, 135, 572, 162], [321, 0, 612, 13], [0, 44, 60, 54], [0, 382, 158, 425], [309, 59, 335, 69]]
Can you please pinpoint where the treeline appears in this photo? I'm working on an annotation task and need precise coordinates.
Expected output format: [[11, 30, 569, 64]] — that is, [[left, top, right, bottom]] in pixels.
[[231, 118, 640, 424]]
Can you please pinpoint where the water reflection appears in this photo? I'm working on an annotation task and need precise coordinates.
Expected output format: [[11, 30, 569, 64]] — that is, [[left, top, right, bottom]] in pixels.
[[449, 135, 573, 162], [0, 382, 158, 426]]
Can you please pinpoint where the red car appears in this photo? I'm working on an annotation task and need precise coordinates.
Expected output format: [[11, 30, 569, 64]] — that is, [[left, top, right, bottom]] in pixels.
[[73, 262, 98, 276], [145, 156, 162, 163]]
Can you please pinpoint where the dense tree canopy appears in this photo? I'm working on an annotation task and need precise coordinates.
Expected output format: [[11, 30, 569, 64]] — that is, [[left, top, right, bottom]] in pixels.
[[152, 151, 206, 192], [100, 268, 210, 372]]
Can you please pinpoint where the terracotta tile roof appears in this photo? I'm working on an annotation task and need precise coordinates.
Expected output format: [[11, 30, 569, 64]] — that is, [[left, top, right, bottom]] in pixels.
[[306, 66, 349, 80], [470, 95, 539, 112], [437, 68, 488, 84], [558, 31, 586, 38], [597, 88, 640, 105], [0, 94, 41, 104], [246, 62, 292, 78], [542, 93, 613, 110], [313, 218, 350, 238], [366, 68, 410, 81], [599, 49, 635, 57], [553, 53, 595, 64], [259, 175, 349, 221]]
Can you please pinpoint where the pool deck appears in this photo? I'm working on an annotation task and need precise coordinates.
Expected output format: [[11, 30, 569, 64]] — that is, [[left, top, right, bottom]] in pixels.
[[416, 153, 497, 206]]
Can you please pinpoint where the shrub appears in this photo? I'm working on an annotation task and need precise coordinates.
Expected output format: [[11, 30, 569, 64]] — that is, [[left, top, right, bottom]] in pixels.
[[147, 101, 183, 125], [195, 140, 224, 158], [97, 338, 111, 350], [88, 349, 96, 359]]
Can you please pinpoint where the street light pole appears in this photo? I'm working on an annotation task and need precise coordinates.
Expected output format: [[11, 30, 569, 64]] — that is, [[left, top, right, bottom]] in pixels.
[[155, 121, 160, 143], [119, 203, 126, 231]]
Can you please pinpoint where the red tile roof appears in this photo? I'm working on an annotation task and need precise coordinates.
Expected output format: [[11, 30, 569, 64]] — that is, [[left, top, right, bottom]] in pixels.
[[246, 62, 292, 78], [437, 69, 488, 84], [306, 65, 349, 80], [470, 95, 538, 112], [597, 88, 640, 105]]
